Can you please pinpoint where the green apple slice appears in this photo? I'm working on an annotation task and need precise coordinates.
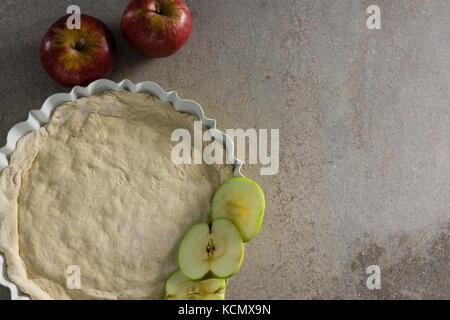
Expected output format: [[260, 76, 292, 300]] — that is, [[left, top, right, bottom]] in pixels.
[[211, 177, 265, 242], [165, 270, 226, 300], [178, 218, 244, 280]]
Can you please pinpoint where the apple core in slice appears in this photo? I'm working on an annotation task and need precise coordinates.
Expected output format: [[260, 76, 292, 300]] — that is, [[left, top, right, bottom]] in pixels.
[[211, 177, 265, 242], [165, 270, 226, 300], [178, 219, 244, 280]]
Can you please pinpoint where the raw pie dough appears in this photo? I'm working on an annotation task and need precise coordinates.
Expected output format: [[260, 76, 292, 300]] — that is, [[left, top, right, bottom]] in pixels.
[[0, 91, 232, 299]]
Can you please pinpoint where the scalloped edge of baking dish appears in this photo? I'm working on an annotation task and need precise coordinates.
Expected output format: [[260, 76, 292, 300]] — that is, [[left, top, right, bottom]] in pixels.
[[0, 79, 242, 300]]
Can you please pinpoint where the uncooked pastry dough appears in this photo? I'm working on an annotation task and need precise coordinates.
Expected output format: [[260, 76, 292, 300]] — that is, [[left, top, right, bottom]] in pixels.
[[0, 91, 232, 300]]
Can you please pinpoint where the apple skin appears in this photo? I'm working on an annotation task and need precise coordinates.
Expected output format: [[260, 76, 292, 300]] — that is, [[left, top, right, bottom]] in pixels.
[[40, 14, 116, 87], [121, 0, 192, 58]]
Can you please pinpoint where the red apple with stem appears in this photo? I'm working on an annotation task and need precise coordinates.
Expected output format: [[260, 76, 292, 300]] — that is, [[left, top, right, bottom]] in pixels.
[[121, 0, 192, 58], [40, 14, 116, 87]]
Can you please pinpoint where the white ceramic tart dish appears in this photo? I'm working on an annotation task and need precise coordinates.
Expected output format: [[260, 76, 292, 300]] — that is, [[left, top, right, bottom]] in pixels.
[[0, 79, 242, 300]]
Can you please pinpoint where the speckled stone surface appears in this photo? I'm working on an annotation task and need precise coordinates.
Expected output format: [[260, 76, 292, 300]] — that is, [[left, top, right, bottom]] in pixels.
[[0, 0, 448, 300]]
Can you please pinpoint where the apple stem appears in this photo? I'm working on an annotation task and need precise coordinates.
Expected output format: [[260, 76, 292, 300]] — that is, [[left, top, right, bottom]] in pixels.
[[75, 38, 86, 51], [150, 3, 160, 14]]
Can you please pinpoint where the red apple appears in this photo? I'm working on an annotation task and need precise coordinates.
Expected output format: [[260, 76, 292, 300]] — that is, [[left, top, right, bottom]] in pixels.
[[121, 0, 192, 58], [40, 14, 116, 87]]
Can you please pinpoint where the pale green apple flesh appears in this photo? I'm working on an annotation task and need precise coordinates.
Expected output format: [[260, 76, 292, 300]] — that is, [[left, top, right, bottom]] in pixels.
[[210, 177, 265, 242], [165, 270, 226, 300], [178, 218, 244, 280]]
